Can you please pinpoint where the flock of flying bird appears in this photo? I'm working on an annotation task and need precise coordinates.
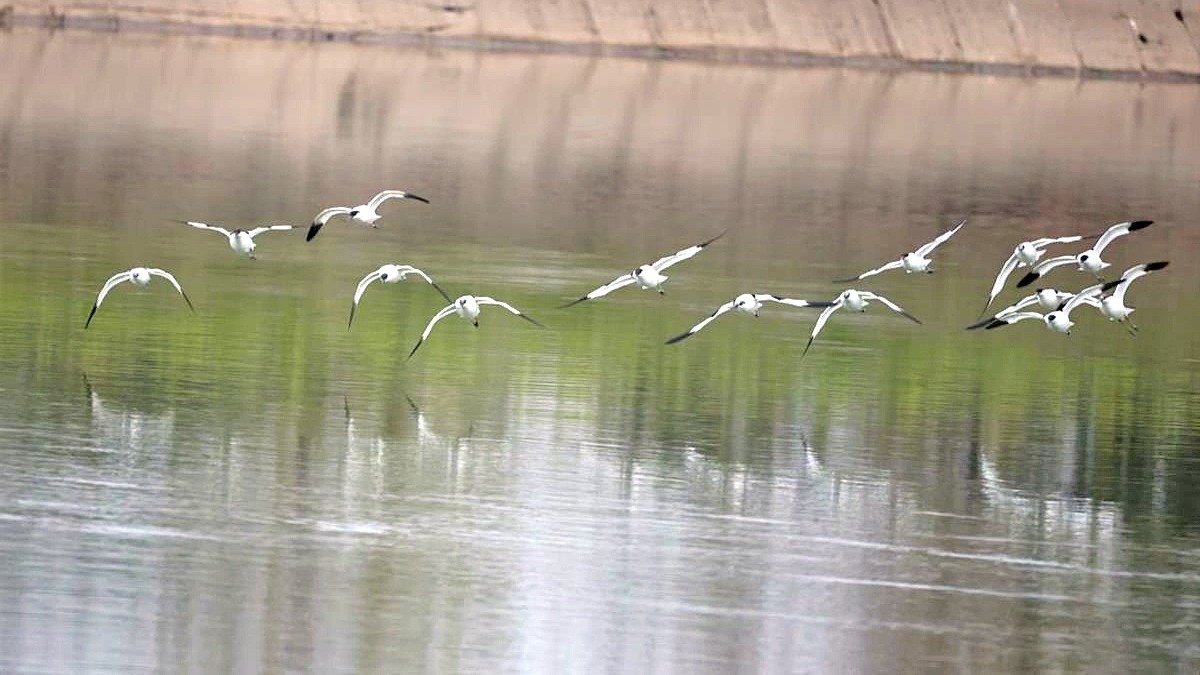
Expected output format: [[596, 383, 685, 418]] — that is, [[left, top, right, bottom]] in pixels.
[[83, 189, 1169, 358]]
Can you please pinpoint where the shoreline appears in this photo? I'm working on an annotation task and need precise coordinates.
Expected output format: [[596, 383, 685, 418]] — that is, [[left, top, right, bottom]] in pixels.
[[4, 6, 1200, 84]]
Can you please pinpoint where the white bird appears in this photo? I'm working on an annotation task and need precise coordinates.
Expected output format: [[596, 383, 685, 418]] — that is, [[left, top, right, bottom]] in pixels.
[[802, 289, 922, 359], [563, 232, 725, 307], [965, 288, 1074, 330], [85, 267, 195, 329], [1085, 261, 1169, 334], [306, 190, 430, 242], [348, 264, 453, 329], [981, 283, 1105, 335], [834, 219, 966, 282], [979, 233, 1096, 314], [665, 293, 834, 344], [181, 221, 293, 259], [408, 295, 544, 359], [1016, 220, 1153, 288]]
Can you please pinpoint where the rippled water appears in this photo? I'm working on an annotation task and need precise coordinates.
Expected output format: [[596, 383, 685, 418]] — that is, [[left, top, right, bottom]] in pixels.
[[2, 28, 1200, 673]]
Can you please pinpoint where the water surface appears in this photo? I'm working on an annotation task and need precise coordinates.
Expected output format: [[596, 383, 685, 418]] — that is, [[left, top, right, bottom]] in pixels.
[[1, 28, 1200, 673]]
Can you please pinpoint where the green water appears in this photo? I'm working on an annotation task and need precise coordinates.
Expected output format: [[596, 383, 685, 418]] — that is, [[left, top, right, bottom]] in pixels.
[[1, 28, 1199, 673]]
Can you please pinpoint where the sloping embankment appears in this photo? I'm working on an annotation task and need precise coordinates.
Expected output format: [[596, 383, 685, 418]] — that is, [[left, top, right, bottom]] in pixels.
[[3, 0, 1200, 79]]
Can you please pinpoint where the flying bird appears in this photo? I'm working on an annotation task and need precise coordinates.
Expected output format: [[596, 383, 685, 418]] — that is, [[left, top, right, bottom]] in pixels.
[[665, 293, 834, 344], [802, 289, 922, 359], [306, 190, 430, 241], [85, 267, 194, 329], [965, 288, 1075, 330], [348, 264, 453, 329], [834, 219, 966, 282], [979, 233, 1097, 315], [1016, 220, 1153, 288], [982, 284, 1105, 335], [1086, 261, 1170, 334], [408, 295, 544, 359], [563, 232, 725, 307], [181, 221, 293, 259]]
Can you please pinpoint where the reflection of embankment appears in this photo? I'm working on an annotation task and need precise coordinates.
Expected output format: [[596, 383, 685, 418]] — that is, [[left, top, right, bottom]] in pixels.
[[1, 29, 1198, 269]]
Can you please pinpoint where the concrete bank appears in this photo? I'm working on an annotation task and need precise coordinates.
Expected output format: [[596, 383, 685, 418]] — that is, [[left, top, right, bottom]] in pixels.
[[3, 0, 1200, 79]]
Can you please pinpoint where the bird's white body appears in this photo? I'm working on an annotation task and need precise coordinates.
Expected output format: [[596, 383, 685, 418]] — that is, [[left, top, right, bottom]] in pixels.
[[633, 265, 669, 290], [85, 266, 194, 328], [306, 190, 430, 241], [835, 219, 966, 282], [665, 293, 834, 344], [408, 294, 544, 358], [1088, 261, 1169, 332], [983, 284, 1104, 335], [565, 232, 725, 307], [347, 263, 451, 329], [1017, 221, 1153, 288], [801, 289, 922, 358], [1015, 241, 1043, 266], [184, 221, 293, 259]]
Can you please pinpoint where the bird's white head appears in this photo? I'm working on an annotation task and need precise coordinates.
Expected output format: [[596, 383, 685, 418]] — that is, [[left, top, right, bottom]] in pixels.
[[456, 295, 480, 324], [1045, 311, 1073, 334], [379, 265, 402, 283], [130, 267, 151, 285], [734, 293, 759, 315], [1035, 288, 1060, 309], [841, 289, 865, 310]]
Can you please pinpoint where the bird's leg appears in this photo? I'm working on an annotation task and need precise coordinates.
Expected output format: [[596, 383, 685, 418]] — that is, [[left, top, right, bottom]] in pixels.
[[1126, 320, 1139, 336]]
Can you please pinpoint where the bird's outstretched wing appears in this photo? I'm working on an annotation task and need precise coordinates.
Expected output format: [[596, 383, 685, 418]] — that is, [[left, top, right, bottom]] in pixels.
[[84, 270, 133, 329], [649, 231, 726, 272], [664, 299, 738, 345], [366, 190, 430, 210], [147, 268, 195, 313], [1094, 220, 1153, 255], [966, 293, 1042, 330], [1103, 261, 1169, 306], [247, 224, 294, 238], [475, 297, 545, 328], [980, 251, 1021, 316], [1016, 255, 1077, 288], [407, 303, 459, 359], [915, 218, 967, 257], [984, 312, 1045, 329], [759, 294, 836, 309], [833, 259, 903, 283], [348, 269, 385, 330], [182, 220, 232, 237], [396, 266, 454, 303], [859, 292, 922, 324], [800, 301, 844, 360], [307, 207, 353, 241], [562, 273, 637, 307], [1028, 234, 1089, 248]]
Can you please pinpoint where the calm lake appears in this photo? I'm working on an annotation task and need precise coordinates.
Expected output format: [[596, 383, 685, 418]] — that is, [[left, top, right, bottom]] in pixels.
[[1, 27, 1199, 673]]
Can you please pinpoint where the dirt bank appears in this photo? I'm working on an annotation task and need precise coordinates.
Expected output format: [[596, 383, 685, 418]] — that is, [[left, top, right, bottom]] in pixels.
[[4, 0, 1200, 79]]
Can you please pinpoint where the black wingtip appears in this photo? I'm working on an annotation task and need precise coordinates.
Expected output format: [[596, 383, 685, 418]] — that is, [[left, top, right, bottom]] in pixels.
[[1144, 260, 1169, 272], [180, 290, 196, 313], [1015, 271, 1039, 288], [84, 305, 98, 330], [699, 230, 727, 248], [831, 276, 859, 284], [983, 319, 1008, 330], [407, 341, 423, 360], [1129, 220, 1154, 231], [519, 314, 547, 329], [430, 282, 453, 303], [1100, 279, 1122, 293], [406, 193, 431, 204], [560, 296, 588, 309], [903, 312, 923, 325], [965, 315, 995, 330], [347, 306, 356, 331], [664, 331, 691, 345], [305, 223, 322, 242], [799, 340, 815, 361]]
